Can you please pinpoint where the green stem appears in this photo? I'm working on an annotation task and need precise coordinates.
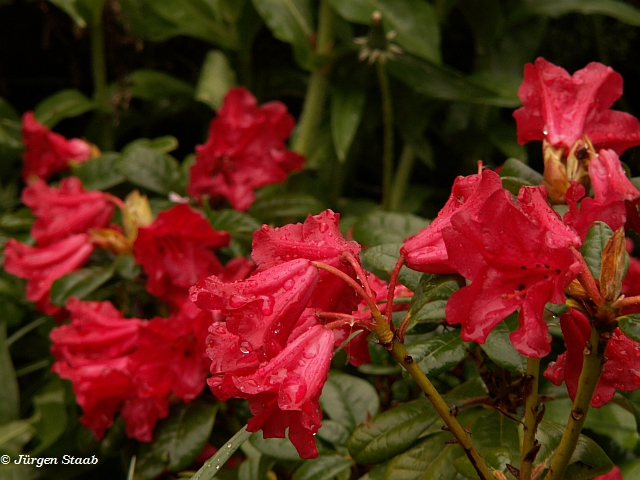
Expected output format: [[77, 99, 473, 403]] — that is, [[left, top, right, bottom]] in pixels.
[[544, 324, 604, 480], [520, 356, 541, 480], [291, 0, 334, 157], [89, 11, 114, 151], [6, 316, 48, 348], [376, 61, 394, 210], [389, 145, 414, 211], [390, 341, 495, 480]]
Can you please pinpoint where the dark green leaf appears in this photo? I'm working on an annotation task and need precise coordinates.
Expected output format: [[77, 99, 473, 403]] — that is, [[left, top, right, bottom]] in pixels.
[[248, 193, 326, 221], [327, 0, 441, 63], [0, 420, 36, 455], [238, 437, 275, 480], [195, 50, 237, 110], [292, 454, 355, 480], [352, 212, 430, 247], [118, 144, 183, 195], [406, 275, 459, 333], [404, 330, 466, 378], [382, 432, 452, 480], [363, 243, 423, 291], [28, 379, 67, 455], [50, 265, 115, 307], [75, 0, 108, 25], [192, 425, 252, 480], [114, 254, 141, 280], [317, 419, 352, 447], [33, 89, 97, 128], [331, 86, 366, 163], [48, 0, 87, 26], [581, 222, 614, 280], [0, 209, 34, 234], [520, 0, 640, 26], [207, 208, 261, 236], [348, 397, 439, 464], [72, 153, 125, 191], [250, 433, 303, 461], [469, 410, 520, 454], [319, 371, 380, 432], [481, 313, 527, 374], [0, 322, 19, 423], [127, 69, 195, 101], [138, 401, 218, 477], [618, 314, 640, 343], [453, 447, 512, 479], [499, 158, 542, 185], [387, 55, 520, 107], [252, 0, 314, 69]]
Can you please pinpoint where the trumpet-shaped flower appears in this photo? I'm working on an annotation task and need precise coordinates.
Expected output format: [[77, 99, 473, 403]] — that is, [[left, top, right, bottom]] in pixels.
[[187, 87, 304, 211]]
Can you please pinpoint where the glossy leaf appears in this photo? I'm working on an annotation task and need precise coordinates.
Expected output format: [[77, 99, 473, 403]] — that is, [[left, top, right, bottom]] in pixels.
[[382, 432, 453, 480], [239, 437, 276, 480], [250, 433, 303, 461], [195, 50, 238, 110], [481, 313, 527, 374], [192, 425, 252, 480], [319, 371, 380, 432], [28, 379, 67, 455], [248, 193, 326, 221], [252, 0, 314, 69], [348, 397, 440, 464], [406, 275, 459, 332], [317, 419, 352, 447], [581, 222, 614, 280], [387, 55, 520, 107], [363, 243, 423, 291], [499, 158, 543, 185], [404, 329, 466, 378], [617, 314, 640, 343], [72, 153, 125, 191], [33, 89, 97, 128], [127, 69, 195, 101], [327, 0, 441, 64], [0, 322, 18, 424], [118, 144, 183, 195], [50, 265, 115, 307], [137, 401, 218, 478], [292, 454, 355, 480], [352, 211, 430, 247], [453, 447, 512, 479], [331, 86, 366, 163], [520, 0, 640, 26]]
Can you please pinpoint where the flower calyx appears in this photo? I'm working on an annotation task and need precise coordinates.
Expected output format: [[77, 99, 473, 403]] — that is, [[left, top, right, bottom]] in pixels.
[[354, 11, 402, 65]]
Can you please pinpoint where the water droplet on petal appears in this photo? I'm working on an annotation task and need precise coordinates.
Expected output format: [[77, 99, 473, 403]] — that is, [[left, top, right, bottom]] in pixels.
[[239, 341, 252, 354], [283, 279, 295, 291]]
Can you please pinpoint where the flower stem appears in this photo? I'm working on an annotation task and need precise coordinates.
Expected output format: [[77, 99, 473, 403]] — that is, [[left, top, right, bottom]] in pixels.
[[520, 356, 541, 480], [89, 9, 114, 151], [389, 340, 496, 480], [377, 61, 394, 210], [291, 0, 334, 157], [389, 145, 415, 211], [543, 324, 604, 480], [384, 254, 405, 324]]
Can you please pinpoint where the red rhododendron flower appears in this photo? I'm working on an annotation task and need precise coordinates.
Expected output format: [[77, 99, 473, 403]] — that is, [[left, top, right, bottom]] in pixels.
[[187, 87, 304, 211], [51, 298, 143, 439], [594, 466, 623, 480], [238, 325, 334, 459], [401, 169, 503, 274], [22, 177, 115, 246], [21, 111, 92, 182], [134, 203, 230, 309], [513, 58, 640, 153], [545, 309, 640, 407], [3, 234, 94, 314], [191, 258, 319, 359], [443, 186, 581, 356], [252, 210, 361, 313]]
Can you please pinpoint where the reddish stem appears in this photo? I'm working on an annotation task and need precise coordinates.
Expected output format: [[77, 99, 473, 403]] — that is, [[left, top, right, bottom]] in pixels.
[[614, 295, 640, 310], [385, 254, 406, 324], [341, 251, 374, 299]]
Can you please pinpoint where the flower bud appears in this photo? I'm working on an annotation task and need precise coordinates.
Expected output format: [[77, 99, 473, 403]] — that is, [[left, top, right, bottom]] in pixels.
[[600, 227, 628, 301], [542, 140, 570, 204], [123, 190, 153, 241]]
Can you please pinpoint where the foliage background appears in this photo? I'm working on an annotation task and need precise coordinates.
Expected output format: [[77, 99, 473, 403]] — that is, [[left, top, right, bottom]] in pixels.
[[4, 0, 640, 479]]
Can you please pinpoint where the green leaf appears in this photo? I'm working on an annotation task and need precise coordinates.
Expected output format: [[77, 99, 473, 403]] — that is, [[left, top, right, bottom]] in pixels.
[[239, 437, 276, 480], [118, 143, 183, 195], [207, 208, 261, 236], [327, 0, 441, 64], [127, 69, 195, 101], [469, 410, 520, 454], [404, 329, 466, 378], [28, 379, 67, 455], [352, 211, 430, 247], [533, 419, 614, 477], [317, 419, 352, 447], [348, 397, 440, 464], [520, 0, 640, 26], [137, 401, 218, 477], [319, 371, 380, 432], [387, 55, 520, 107], [75, 0, 108, 25], [0, 420, 36, 455], [481, 313, 527, 374], [33, 89, 97, 128], [195, 50, 238, 110], [363, 243, 423, 290], [618, 314, 640, 343], [453, 447, 512, 479], [48, 0, 87, 27], [72, 153, 126, 191], [499, 158, 542, 185], [406, 275, 459, 333], [50, 265, 115, 307], [192, 425, 252, 480], [292, 454, 355, 480], [252, 0, 315, 69], [0, 322, 19, 424], [331, 86, 366, 163], [248, 193, 326, 221], [250, 433, 303, 461], [0, 209, 34, 234], [581, 222, 614, 280], [382, 432, 453, 480]]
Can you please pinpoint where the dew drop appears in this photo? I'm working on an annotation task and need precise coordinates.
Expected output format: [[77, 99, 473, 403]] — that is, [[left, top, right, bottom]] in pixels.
[[283, 279, 295, 291], [239, 341, 252, 354], [630, 369, 640, 385], [543, 124, 549, 136], [319, 222, 329, 233]]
